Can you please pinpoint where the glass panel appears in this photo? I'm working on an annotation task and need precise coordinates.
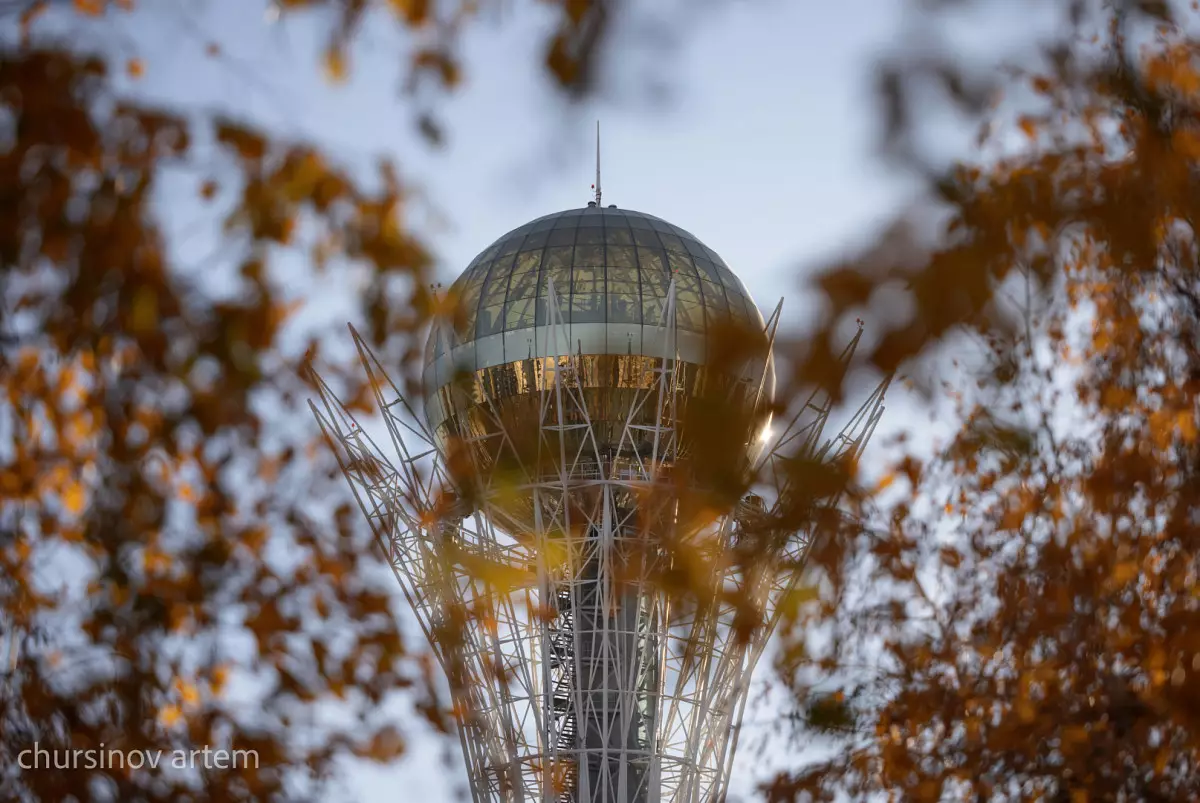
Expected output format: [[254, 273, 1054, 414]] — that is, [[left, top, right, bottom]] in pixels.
[[715, 262, 738, 286], [641, 270, 670, 297], [574, 244, 605, 267], [505, 296, 537, 329], [531, 216, 556, 231], [637, 248, 666, 275], [685, 238, 709, 257], [729, 298, 752, 325], [632, 229, 661, 247], [702, 280, 730, 320], [459, 280, 484, 311], [476, 303, 505, 337], [498, 235, 524, 255], [694, 257, 720, 282], [544, 246, 574, 272], [521, 229, 550, 250], [605, 227, 634, 246], [563, 208, 586, 217], [642, 295, 665, 324], [548, 228, 577, 246], [650, 218, 674, 232], [553, 215, 580, 229], [572, 265, 601, 285], [544, 266, 572, 300], [607, 265, 638, 284], [675, 291, 705, 332], [675, 280, 701, 310], [481, 259, 513, 305], [658, 233, 686, 253], [608, 245, 636, 268], [628, 215, 653, 229], [569, 294, 605, 323], [513, 250, 542, 275], [607, 283, 641, 324], [508, 269, 539, 300], [477, 244, 500, 261], [668, 252, 695, 276], [576, 227, 605, 244]]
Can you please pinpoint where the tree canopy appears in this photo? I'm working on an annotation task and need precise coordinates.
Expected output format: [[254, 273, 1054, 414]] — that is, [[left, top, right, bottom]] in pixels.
[[9, 0, 1200, 801], [766, 1, 1200, 800]]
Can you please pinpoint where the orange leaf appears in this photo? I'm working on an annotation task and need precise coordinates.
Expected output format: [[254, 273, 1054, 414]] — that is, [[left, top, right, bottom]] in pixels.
[[73, 0, 104, 15]]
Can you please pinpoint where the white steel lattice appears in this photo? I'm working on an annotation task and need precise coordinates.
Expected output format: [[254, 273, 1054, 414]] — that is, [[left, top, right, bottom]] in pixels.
[[310, 280, 888, 803]]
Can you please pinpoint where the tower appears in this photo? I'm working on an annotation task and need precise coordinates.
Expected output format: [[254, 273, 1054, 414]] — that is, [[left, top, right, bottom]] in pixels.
[[311, 204, 888, 803]]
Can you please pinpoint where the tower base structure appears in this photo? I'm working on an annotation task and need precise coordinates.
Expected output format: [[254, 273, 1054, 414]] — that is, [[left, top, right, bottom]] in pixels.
[[311, 278, 887, 803]]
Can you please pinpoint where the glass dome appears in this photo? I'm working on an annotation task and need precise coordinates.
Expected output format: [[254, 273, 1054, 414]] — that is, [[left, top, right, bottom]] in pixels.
[[426, 205, 762, 363], [422, 204, 774, 502]]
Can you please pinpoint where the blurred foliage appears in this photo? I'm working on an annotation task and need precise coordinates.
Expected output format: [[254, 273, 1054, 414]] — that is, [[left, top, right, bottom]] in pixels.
[[0, 0, 621, 800], [767, 0, 1200, 800], [15, 0, 1200, 800]]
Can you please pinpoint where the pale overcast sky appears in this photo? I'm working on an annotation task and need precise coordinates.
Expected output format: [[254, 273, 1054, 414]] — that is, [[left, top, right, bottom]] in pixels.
[[40, 0, 1056, 799]]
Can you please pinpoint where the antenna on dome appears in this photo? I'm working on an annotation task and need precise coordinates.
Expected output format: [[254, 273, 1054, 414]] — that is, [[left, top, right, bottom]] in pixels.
[[594, 120, 602, 207]]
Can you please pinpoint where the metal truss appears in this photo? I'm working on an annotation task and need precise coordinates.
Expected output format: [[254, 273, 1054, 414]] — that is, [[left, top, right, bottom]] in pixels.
[[310, 281, 888, 803]]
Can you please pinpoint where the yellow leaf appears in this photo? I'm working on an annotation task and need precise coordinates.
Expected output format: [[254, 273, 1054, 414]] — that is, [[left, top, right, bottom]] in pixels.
[[158, 704, 182, 728], [126, 58, 144, 79], [323, 48, 348, 84], [1111, 561, 1139, 588], [1177, 410, 1197, 443], [62, 481, 87, 516], [73, 0, 104, 15], [176, 678, 200, 708]]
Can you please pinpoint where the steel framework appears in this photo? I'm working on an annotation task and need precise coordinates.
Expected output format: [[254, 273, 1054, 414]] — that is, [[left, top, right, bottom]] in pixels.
[[310, 281, 888, 803]]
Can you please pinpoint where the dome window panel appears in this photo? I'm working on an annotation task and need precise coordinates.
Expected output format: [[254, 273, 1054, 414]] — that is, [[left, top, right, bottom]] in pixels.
[[576, 227, 605, 245], [476, 303, 505, 338], [497, 235, 524, 256], [574, 244, 605, 267], [569, 293, 605, 323], [504, 297, 536, 330], [637, 248, 666, 275], [658, 233, 686, 253], [544, 246, 574, 272], [669, 253, 698, 279], [508, 270, 539, 301], [628, 215, 654, 229], [520, 229, 550, 250], [606, 265, 638, 285], [675, 292, 706, 332], [512, 250, 542, 276], [605, 227, 634, 246], [607, 246, 637, 269], [640, 271, 671, 298], [547, 228, 577, 246], [641, 296, 665, 325], [632, 229, 661, 248], [607, 283, 641, 324], [694, 257, 720, 283]]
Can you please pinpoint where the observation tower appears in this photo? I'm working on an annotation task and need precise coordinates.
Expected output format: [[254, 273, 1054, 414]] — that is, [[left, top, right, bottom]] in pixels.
[[312, 193, 889, 803]]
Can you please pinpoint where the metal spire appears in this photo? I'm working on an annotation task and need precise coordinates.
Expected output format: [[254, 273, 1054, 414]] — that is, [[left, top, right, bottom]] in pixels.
[[594, 120, 602, 207]]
